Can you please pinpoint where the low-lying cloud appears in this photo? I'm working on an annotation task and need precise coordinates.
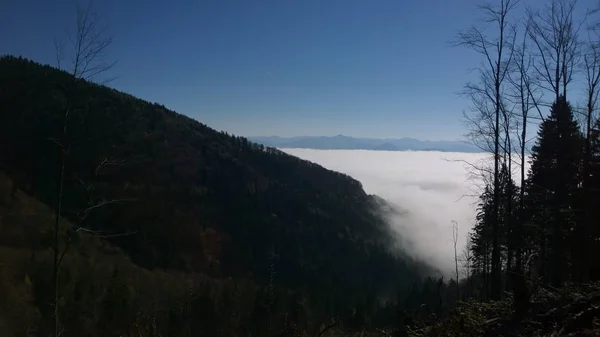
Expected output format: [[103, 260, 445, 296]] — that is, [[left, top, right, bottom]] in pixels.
[[281, 148, 497, 277]]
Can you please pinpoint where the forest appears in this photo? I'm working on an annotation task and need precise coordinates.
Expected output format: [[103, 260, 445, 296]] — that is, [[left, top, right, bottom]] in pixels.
[[0, 55, 446, 337], [427, 0, 600, 335], [456, 0, 600, 302], [2, 0, 600, 336]]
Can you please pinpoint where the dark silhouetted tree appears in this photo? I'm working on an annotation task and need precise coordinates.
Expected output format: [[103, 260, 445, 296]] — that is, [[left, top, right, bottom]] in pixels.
[[525, 96, 582, 286], [455, 0, 518, 300]]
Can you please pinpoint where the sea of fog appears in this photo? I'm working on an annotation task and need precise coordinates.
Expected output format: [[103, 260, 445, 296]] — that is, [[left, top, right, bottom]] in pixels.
[[281, 148, 527, 277]]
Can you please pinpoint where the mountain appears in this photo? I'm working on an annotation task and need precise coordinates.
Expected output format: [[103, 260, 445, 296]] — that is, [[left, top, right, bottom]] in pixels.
[[373, 142, 400, 151], [248, 135, 482, 153], [0, 56, 436, 336]]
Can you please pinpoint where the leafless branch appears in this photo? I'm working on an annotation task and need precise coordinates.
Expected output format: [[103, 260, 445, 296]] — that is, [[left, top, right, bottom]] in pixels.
[[443, 158, 494, 176], [50, 4, 117, 336], [526, 0, 585, 101], [45, 137, 65, 150], [55, 1, 116, 82], [54, 38, 65, 70], [95, 157, 126, 177], [78, 197, 137, 223], [583, 35, 600, 129], [57, 196, 136, 269]]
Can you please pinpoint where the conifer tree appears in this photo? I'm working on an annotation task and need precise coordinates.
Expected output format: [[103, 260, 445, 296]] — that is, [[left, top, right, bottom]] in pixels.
[[525, 96, 582, 286]]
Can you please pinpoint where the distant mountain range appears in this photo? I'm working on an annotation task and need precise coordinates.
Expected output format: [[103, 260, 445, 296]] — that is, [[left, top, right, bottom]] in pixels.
[[247, 134, 483, 153]]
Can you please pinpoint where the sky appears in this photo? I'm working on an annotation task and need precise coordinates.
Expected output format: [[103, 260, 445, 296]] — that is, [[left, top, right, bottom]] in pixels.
[[283, 148, 529, 277], [0, 0, 594, 140]]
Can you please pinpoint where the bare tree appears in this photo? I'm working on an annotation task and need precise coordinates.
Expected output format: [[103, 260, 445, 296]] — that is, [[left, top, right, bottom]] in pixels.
[[55, 1, 117, 83], [454, 0, 518, 300], [582, 31, 600, 162], [50, 2, 117, 336], [506, 21, 538, 276], [460, 234, 474, 300], [526, 0, 583, 102], [500, 100, 518, 278], [451, 220, 460, 300]]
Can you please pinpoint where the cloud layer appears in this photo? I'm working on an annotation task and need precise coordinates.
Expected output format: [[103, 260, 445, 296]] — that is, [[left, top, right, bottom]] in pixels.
[[282, 148, 496, 277]]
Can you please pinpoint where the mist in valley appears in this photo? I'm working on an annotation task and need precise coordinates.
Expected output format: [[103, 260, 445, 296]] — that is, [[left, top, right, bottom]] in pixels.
[[282, 148, 529, 277]]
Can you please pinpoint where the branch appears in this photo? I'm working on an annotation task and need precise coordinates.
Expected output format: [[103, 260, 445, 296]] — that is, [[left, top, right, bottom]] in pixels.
[[57, 1, 116, 82], [95, 157, 126, 177], [442, 158, 494, 176], [57, 226, 137, 268], [53, 38, 65, 70], [75, 227, 137, 238], [57, 196, 137, 269], [78, 197, 137, 223]]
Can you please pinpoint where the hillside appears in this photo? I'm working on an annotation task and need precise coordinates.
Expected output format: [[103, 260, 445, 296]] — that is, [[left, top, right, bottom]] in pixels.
[[0, 171, 267, 336], [0, 56, 436, 335]]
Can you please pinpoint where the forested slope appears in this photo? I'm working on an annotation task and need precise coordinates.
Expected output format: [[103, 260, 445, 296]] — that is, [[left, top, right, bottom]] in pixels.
[[0, 56, 434, 336]]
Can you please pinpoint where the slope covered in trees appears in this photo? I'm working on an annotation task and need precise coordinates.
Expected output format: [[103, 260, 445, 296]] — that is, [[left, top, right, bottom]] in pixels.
[[0, 56, 438, 336]]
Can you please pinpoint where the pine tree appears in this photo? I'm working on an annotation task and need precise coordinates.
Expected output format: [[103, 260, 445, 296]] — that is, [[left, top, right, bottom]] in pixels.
[[525, 96, 582, 286], [471, 185, 493, 299]]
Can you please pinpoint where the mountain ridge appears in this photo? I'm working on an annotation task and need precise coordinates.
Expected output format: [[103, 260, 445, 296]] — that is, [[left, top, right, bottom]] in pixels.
[[248, 135, 483, 153]]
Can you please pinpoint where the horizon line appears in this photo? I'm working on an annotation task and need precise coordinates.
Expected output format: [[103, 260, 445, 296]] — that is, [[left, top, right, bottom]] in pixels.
[[245, 134, 467, 143]]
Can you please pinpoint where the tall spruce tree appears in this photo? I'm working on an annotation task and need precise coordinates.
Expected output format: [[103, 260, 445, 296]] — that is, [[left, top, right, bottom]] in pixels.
[[471, 185, 494, 299], [525, 96, 582, 286]]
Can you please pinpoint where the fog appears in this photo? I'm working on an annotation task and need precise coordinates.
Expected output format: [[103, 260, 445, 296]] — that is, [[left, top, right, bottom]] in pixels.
[[282, 148, 527, 277]]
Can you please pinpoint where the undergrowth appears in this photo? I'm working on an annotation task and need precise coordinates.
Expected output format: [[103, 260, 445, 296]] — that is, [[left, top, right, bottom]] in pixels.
[[405, 282, 600, 337]]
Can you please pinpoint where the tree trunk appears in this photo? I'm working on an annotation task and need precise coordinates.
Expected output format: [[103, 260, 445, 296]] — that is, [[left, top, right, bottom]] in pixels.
[[491, 53, 503, 301], [53, 103, 69, 337]]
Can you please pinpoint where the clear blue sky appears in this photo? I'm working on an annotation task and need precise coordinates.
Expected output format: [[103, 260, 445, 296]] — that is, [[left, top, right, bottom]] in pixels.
[[0, 0, 568, 141]]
